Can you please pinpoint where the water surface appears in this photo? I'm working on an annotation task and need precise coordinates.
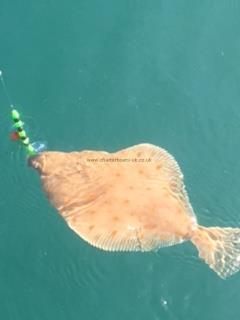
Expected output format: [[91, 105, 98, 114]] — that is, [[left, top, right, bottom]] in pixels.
[[1, 1, 240, 319]]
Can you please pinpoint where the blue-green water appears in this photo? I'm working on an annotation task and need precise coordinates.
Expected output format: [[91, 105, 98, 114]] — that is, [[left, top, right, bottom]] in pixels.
[[1, 1, 240, 319]]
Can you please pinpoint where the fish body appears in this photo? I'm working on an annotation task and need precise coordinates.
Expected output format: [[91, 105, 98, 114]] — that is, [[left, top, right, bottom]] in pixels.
[[29, 143, 240, 279]]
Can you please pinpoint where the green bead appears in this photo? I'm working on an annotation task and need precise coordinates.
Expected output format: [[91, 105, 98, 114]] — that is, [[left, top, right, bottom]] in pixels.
[[22, 137, 30, 145], [27, 145, 37, 156], [12, 109, 20, 120], [18, 130, 27, 139], [14, 120, 24, 129]]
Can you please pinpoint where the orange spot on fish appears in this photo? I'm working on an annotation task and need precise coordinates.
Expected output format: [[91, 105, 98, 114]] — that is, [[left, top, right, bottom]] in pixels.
[[111, 230, 117, 237], [144, 222, 156, 230]]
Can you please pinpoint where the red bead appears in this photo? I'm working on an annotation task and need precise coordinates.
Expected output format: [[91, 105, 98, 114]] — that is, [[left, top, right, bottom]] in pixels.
[[10, 131, 20, 141]]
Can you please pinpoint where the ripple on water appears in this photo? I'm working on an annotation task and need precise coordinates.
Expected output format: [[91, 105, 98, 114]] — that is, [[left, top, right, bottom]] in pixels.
[[0, 115, 46, 218]]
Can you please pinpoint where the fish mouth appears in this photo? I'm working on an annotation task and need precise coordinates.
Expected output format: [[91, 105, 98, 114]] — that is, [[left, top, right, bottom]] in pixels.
[[28, 154, 44, 173]]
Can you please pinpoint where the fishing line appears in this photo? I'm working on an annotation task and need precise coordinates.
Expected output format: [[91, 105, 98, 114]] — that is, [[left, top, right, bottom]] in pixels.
[[0, 70, 13, 109], [0, 70, 47, 157]]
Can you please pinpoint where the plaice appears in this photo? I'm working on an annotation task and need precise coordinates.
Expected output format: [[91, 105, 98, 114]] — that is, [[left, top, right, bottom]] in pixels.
[[29, 143, 240, 279]]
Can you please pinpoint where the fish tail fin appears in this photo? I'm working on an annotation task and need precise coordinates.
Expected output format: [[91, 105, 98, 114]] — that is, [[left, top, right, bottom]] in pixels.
[[190, 225, 240, 279]]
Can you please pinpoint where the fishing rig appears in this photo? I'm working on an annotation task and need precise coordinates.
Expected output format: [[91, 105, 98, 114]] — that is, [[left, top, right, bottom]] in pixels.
[[0, 70, 46, 156]]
